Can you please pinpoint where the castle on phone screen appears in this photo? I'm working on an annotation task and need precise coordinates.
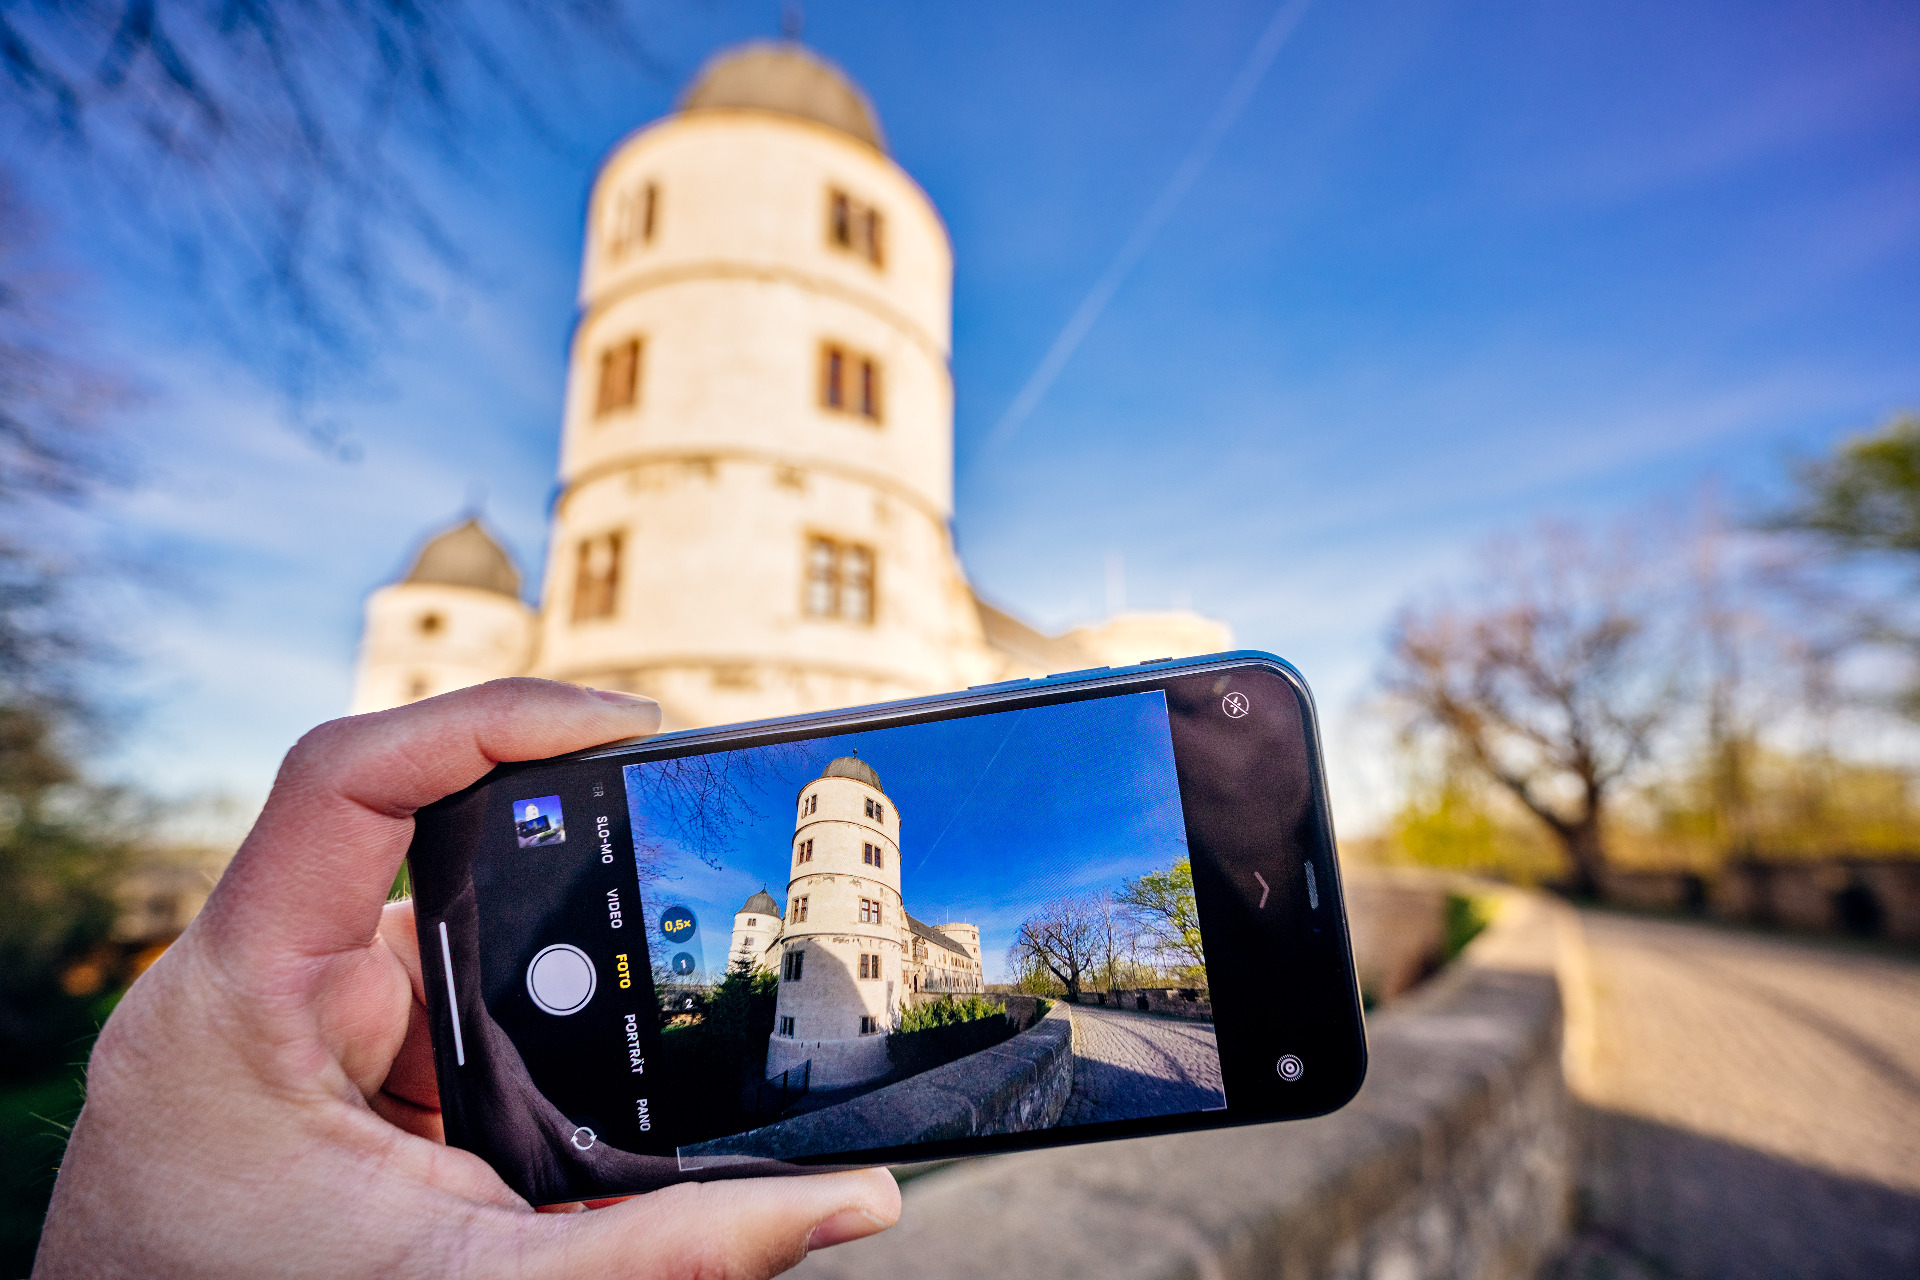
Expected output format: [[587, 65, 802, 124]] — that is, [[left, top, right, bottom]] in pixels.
[[345, 41, 1229, 729], [723, 756, 982, 1087]]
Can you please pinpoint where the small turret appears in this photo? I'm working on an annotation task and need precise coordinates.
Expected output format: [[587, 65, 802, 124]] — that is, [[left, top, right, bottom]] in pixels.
[[728, 888, 784, 972], [349, 518, 538, 713]]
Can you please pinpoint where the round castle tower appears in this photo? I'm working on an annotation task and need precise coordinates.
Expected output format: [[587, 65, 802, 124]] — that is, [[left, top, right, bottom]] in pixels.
[[768, 755, 904, 1087], [348, 519, 537, 713], [530, 42, 995, 729], [342, 41, 1234, 722]]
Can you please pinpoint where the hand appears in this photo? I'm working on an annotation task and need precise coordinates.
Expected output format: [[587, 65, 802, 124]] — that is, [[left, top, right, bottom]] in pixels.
[[35, 678, 900, 1279]]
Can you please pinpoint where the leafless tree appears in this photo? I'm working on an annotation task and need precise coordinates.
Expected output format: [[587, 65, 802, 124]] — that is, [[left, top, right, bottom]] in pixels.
[[1007, 895, 1105, 1002], [625, 743, 810, 878], [1678, 511, 1849, 860], [2, 0, 654, 437], [1381, 521, 1680, 897], [0, 185, 135, 718]]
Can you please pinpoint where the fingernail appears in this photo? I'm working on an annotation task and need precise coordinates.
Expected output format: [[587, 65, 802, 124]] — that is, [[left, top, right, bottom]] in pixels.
[[590, 688, 657, 709], [806, 1208, 886, 1252]]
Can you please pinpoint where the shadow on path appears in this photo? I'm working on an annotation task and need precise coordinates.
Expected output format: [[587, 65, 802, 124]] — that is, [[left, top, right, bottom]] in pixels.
[[1552, 1107, 1920, 1279]]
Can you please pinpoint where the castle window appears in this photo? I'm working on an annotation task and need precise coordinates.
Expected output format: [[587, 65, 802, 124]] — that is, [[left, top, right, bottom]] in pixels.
[[803, 537, 877, 625], [859, 897, 882, 925], [595, 337, 642, 417], [827, 188, 884, 267], [779, 1016, 795, 1037], [819, 343, 882, 423], [797, 838, 813, 863], [864, 798, 887, 823], [860, 1015, 880, 1035], [791, 896, 809, 923], [608, 182, 658, 257], [803, 793, 818, 816], [746, 917, 757, 928], [571, 531, 622, 622], [417, 612, 443, 636], [859, 952, 881, 980], [863, 841, 883, 869], [783, 950, 804, 981]]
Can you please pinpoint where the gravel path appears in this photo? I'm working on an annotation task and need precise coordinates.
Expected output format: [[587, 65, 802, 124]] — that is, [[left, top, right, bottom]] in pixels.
[[1057, 1005, 1224, 1127], [1556, 911, 1920, 1279]]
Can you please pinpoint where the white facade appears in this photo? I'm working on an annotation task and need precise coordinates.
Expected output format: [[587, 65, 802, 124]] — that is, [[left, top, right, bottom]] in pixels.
[[347, 43, 1231, 728]]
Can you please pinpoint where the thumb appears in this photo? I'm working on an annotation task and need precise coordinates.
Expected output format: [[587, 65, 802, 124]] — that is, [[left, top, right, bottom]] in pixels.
[[512, 1169, 901, 1280], [203, 678, 661, 964]]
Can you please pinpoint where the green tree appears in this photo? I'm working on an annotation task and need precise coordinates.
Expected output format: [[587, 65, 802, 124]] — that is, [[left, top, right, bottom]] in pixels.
[[1777, 415, 1920, 554], [1114, 858, 1206, 978], [1773, 414, 1920, 717], [703, 959, 780, 1071], [0, 703, 140, 1075]]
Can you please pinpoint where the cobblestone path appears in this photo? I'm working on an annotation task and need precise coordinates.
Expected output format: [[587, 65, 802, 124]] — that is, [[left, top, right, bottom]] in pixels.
[[1057, 1005, 1224, 1127], [1556, 911, 1920, 1279]]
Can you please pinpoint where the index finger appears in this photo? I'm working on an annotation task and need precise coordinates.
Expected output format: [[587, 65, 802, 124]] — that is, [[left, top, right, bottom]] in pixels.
[[201, 678, 660, 962]]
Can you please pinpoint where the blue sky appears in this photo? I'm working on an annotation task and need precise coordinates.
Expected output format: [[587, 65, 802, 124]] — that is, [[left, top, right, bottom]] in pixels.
[[621, 691, 1188, 983], [17, 0, 1916, 838]]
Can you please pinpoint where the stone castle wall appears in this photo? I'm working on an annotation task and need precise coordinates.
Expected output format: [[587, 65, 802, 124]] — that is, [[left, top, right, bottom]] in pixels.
[[790, 890, 1573, 1280]]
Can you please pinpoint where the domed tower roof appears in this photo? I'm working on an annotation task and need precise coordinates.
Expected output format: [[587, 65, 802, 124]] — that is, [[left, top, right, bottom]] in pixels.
[[818, 756, 882, 791], [402, 518, 521, 598], [679, 41, 885, 151], [739, 888, 780, 916]]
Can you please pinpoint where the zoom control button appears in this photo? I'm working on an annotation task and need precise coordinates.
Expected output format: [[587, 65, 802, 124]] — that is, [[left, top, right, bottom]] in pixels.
[[1276, 1054, 1305, 1082]]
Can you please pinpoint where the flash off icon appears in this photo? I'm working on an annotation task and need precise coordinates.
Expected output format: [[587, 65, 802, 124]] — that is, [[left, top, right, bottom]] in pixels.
[[1222, 692, 1251, 719]]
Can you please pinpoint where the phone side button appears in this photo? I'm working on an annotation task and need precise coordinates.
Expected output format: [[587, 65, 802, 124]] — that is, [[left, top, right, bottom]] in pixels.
[[967, 679, 1031, 691]]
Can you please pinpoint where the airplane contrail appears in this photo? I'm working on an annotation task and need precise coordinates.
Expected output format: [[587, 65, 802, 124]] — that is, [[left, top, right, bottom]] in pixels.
[[977, 0, 1317, 460]]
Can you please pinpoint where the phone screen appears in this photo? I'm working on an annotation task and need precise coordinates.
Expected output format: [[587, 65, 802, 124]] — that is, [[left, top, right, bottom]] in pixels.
[[415, 661, 1362, 1204]]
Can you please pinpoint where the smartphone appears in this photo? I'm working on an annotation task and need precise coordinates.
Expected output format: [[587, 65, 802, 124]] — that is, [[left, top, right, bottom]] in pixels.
[[407, 651, 1366, 1204]]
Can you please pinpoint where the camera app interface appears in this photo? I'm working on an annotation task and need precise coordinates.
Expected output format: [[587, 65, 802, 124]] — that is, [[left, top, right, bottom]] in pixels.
[[462, 689, 1226, 1187]]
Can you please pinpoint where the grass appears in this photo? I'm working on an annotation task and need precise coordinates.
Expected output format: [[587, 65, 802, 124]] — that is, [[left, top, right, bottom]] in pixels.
[[1443, 891, 1494, 963], [1, 1069, 86, 1276]]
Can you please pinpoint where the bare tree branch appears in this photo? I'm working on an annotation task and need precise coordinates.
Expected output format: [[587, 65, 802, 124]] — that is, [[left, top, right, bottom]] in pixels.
[[1, 0, 658, 431]]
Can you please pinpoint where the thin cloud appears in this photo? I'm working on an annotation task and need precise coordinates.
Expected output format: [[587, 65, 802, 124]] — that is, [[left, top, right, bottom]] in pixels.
[[976, 0, 1317, 460]]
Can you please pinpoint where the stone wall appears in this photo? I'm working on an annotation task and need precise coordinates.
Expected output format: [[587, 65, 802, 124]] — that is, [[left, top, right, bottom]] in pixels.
[[684, 1001, 1073, 1162], [792, 891, 1571, 1280], [1078, 989, 1213, 1020], [1343, 867, 1451, 1003], [1715, 859, 1920, 944], [1592, 859, 1920, 945]]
